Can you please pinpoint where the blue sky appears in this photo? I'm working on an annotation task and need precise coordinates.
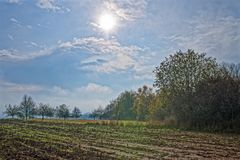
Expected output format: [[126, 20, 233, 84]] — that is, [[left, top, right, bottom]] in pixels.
[[0, 0, 240, 115]]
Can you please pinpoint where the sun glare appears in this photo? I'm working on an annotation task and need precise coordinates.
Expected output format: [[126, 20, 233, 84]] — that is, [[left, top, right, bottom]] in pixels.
[[98, 13, 117, 32]]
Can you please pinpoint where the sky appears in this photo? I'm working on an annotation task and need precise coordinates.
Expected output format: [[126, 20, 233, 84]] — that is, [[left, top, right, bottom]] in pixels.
[[0, 0, 240, 116]]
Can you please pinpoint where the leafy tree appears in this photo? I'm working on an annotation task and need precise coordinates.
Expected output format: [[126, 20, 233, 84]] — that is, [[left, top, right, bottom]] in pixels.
[[4, 104, 19, 118], [47, 106, 55, 118], [133, 85, 154, 120], [154, 49, 219, 95], [98, 49, 240, 131], [193, 63, 240, 129], [148, 92, 170, 121], [91, 106, 104, 120], [108, 91, 136, 120], [19, 95, 36, 120], [37, 103, 54, 119], [102, 100, 116, 119], [102, 91, 136, 120], [90, 110, 98, 120], [153, 49, 219, 125], [56, 104, 70, 120], [72, 107, 81, 119]]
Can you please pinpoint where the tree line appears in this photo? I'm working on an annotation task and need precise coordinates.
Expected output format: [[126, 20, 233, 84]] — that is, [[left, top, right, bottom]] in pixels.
[[3, 49, 240, 131], [4, 95, 82, 120], [96, 49, 240, 131]]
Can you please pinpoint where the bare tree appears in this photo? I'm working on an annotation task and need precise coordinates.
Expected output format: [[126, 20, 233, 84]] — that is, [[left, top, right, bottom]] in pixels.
[[4, 104, 19, 118], [56, 104, 69, 120], [72, 107, 81, 119], [37, 103, 54, 119], [20, 95, 36, 120]]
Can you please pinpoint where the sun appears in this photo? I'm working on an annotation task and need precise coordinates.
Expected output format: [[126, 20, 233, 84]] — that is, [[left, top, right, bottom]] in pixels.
[[98, 13, 117, 32]]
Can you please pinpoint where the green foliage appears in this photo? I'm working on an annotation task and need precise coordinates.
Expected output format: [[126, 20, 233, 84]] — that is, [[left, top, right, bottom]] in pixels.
[[153, 50, 218, 125], [133, 85, 154, 120], [115, 91, 135, 120], [148, 92, 170, 121], [56, 104, 70, 119], [100, 91, 136, 120], [192, 63, 240, 130], [72, 107, 81, 119], [2, 49, 239, 132], [153, 49, 219, 94], [101, 49, 240, 132]]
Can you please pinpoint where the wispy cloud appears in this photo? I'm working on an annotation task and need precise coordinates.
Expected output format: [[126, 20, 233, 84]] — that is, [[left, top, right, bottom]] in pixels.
[[0, 36, 153, 80], [0, 48, 53, 61], [24, 41, 46, 49], [0, 80, 112, 96], [0, 80, 113, 112], [0, 37, 146, 73], [8, 34, 14, 40], [0, 49, 25, 60], [36, 0, 70, 12], [7, 0, 21, 4], [0, 80, 44, 112], [36, 0, 60, 11], [0, 80, 43, 93], [51, 86, 68, 96], [76, 83, 112, 94], [168, 15, 240, 63], [91, 0, 148, 31], [10, 17, 33, 30], [59, 37, 151, 74], [10, 18, 19, 23], [103, 0, 148, 21]]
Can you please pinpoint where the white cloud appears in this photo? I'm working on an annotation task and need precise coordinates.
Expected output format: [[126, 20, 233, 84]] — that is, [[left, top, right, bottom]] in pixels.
[[7, 0, 20, 4], [91, 0, 148, 31], [0, 81, 43, 113], [10, 17, 24, 28], [96, 53, 135, 73], [23, 41, 46, 49], [0, 80, 112, 96], [59, 37, 142, 56], [0, 49, 26, 60], [76, 83, 112, 94], [0, 48, 53, 61], [59, 37, 149, 73], [168, 15, 240, 63], [30, 42, 37, 47], [10, 18, 19, 23], [133, 64, 154, 80], [36, 0, 70, 12], [10, 17, 33, 30], [1, 36, 154, 79], [36, 0, 60, 11], [51, 86, 68, 96], [0, 80, 43, 93], [0, 81, 114, 113], [103, 0, 148, 21]]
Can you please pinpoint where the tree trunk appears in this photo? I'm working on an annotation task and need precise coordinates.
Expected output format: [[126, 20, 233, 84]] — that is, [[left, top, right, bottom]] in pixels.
[[231, 106, 233, 129], [25, 110, 28, 120]]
